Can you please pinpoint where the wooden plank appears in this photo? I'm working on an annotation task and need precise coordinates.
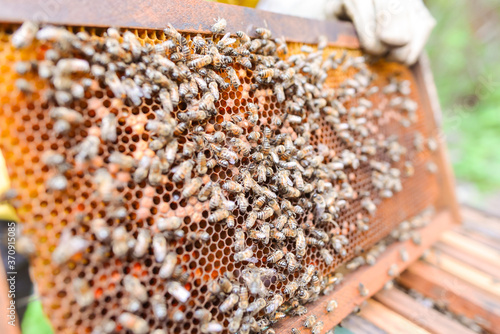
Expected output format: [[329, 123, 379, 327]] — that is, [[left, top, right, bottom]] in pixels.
[[0, 0, 359, 47], [412, 54, 461, 224], [433, 242, 500, 280], [358, 299, 431, 334], [460, 207, 500, 240], [398, 261, 500, 333], [423, 249, 500, 298], [440, 230, 500, 266], [454, 226, 500, 252], [374, 288, 476, 334], [340, 314, 388, 334], [272, 211, 455, 333]]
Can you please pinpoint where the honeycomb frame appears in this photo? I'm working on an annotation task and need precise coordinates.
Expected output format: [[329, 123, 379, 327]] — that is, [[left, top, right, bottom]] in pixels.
[[0, 2, 459, 333]]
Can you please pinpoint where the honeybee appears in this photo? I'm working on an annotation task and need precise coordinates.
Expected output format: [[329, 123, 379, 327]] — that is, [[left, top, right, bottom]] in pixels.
[[73, 277, 94, 307], [163, 23, 182, 43], [273, 83, 285, 103], [267, 249, 284, 263], [237, 56, 252, 69], [271, 215, 286, 231], [194, 308, 212, 324], [243, 131, 260, 144], [201, 321, 223, 334], [311, 321, 324, 334], [133, 228, 151, 258], [208, 209, 230, 223], [234, 245, 254, 262], [117, 313, 148, 334], [247, 298, 266, 315], [156, 217, 182, 234], [320, 248, 334, 266], [295, 229, 306, 257], [42, 151, 70, 173], [52, 230, 89, 265], [206, 158, 217, 169], [258, 68, 275, 80], [105, 70, 126, 99], [219, 293, 239, 313], [209, 184, 223, 210], [228, 308, 244, 333], [74, 135, 100, 164], [290, 305, 307, 316], [192, 34, 207, 51], [166, 281, 190, 303], [400, 248, 409, 262], [219, 148, 239, 164], [172, 160, 195, 182], [159, 252, 178, 279], [121, 78, 143, 106], [387, 263, 398, 277], [326, 299, 338, 313], [361, 197, 377, 215], [245, 211, 258, 229], [198, 92, 215, 112], [155, 89, 174, 115], [221, 121, 243, 136], [257, 207, 274, 221], [152, 234, 167, 263], [152, 330, 166, 334], [192, 73, 208, 92], [303, 315, 317, 328], [299, 264, 315, 287], [49, 106, 84, 124], [169, 308, 185, 323], [151, 294, 167, 320], [246, 103, 259, 124], [145, 156, 160, 186], [162, 139, 178, 165], [192, 182, 211, 202], [265, 294, 283, 314], [232, 193, 248, 214], [12, 21, 38, 48], [169, 84, 180, 107], [222, 180, 243, 193], [55, 58, 90, 75], [226, 67, 241, 88], [226, 214, 236, 228], [285, 252, 299, 272], [188, 55, 212, 69], [230, 230, 246, 254], [123, 275, 148, 303], [284, 281, 298, 295], [181, 177, 202, 198], [358, 283, 369, 296], [208, 81, 220, 101], [211, 18, 227, 34], [108, 205, 128, 221], [185, 230, 210, 244], [248, 228, 266, 243]]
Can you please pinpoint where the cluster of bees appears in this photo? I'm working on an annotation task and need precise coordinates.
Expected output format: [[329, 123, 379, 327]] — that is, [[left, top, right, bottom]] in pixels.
[[10, 18, 437, 334]]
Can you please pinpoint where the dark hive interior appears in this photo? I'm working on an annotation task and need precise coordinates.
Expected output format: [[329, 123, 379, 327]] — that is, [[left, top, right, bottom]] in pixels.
[[0, 21, 439, 334]]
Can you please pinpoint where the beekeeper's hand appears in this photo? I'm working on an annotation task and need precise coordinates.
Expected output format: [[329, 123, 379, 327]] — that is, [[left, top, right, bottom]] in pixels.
[[257, 0, 436, 66]]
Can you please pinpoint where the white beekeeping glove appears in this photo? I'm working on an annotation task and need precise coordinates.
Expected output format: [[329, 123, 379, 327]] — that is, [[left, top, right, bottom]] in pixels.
[[258, 0, 436, 66]]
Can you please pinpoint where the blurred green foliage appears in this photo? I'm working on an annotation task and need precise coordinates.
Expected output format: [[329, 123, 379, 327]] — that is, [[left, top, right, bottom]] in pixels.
[[22, 300, 53, 334], [426, 0, 500, 191]]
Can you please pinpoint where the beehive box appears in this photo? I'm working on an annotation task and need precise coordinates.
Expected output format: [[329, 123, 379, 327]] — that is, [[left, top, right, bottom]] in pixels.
[[0, 0, 459, 333]]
